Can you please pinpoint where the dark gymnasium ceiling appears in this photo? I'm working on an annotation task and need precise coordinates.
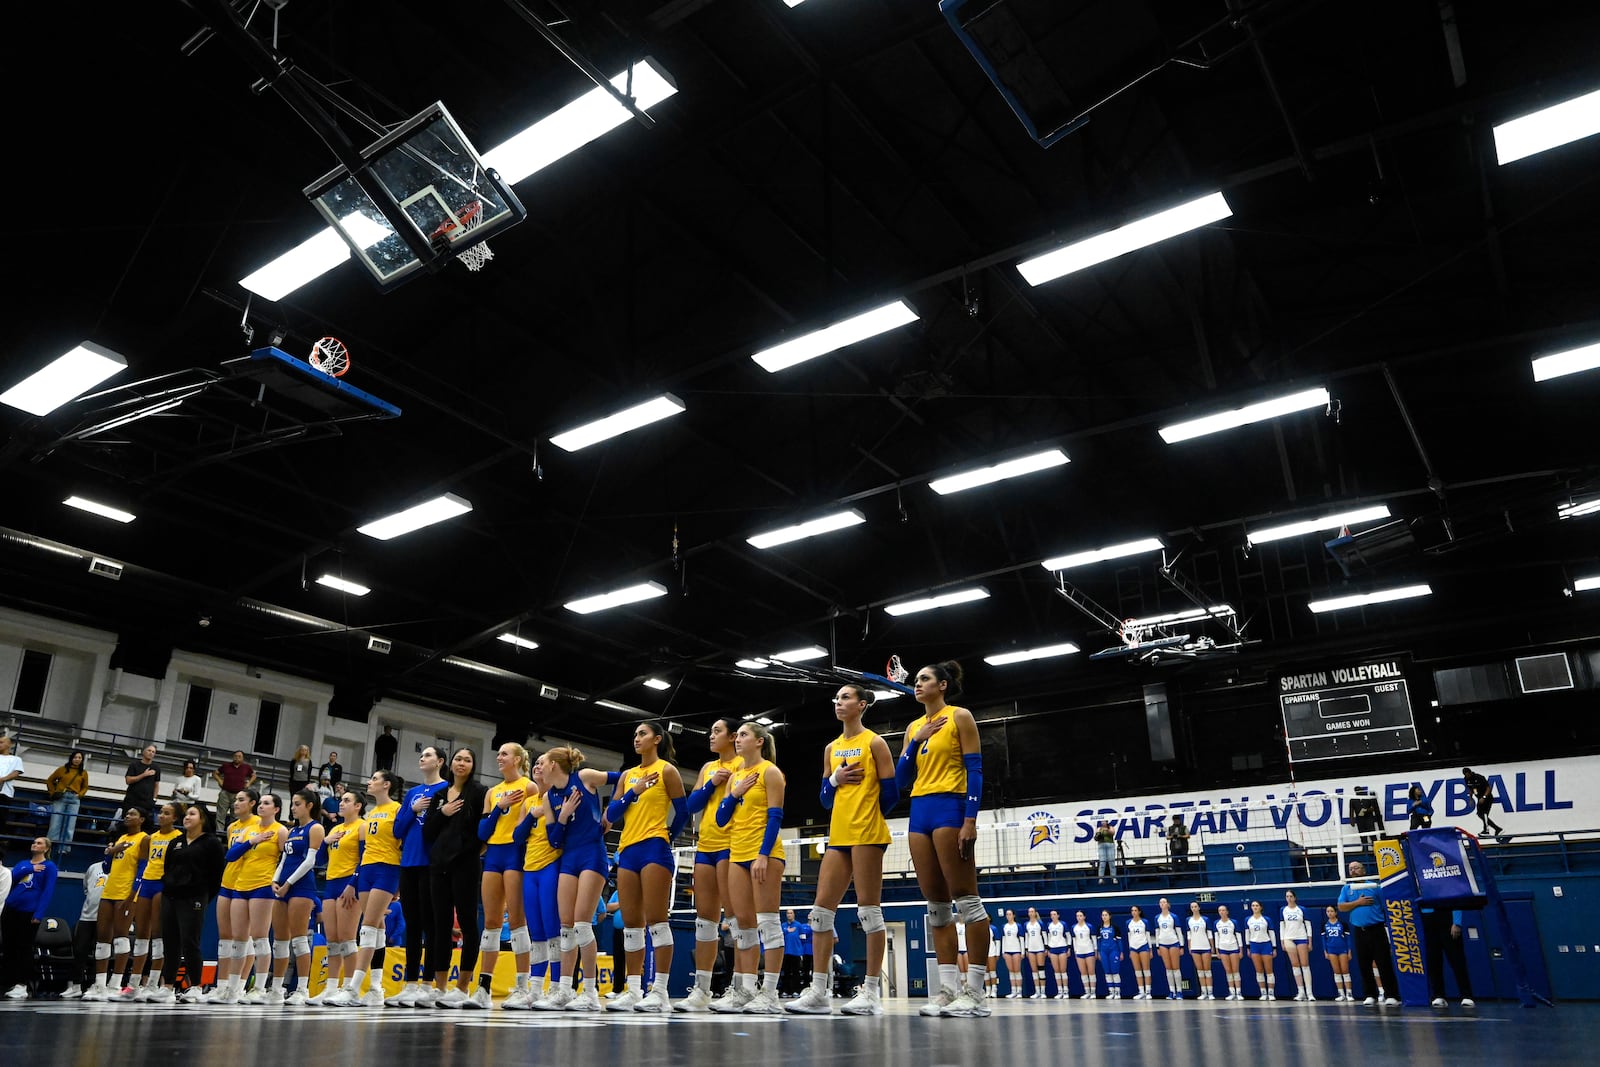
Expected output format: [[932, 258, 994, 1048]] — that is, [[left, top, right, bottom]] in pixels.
[[2, 0, 1598, 759]]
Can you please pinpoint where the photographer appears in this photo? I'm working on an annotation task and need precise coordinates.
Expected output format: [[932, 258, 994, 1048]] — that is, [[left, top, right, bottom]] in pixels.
[[1348, 786, 1385, 852]]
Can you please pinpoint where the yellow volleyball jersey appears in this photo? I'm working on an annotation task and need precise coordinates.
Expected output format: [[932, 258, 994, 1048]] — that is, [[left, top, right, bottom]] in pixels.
[[827, 729, 890, 847], [694, 756, 740, 851], [236, 821, 284, 891], [105, 831, 148, 899], [905, 706, 968, 797], [221, 816, 260, 891], [522, 792, 561, 872], [729, 760, 786, 864], [143, 828, 183, 881], [616, 760, 670, 850], [486, 776, 533, 845], [361, 801, 402, 865], [326, 822, 362, 879]]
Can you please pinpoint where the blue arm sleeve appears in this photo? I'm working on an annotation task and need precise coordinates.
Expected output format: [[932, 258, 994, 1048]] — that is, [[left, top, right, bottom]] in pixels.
[[668, 795, 690, 839], [477, 809, 500, 842], [392, 794, 418, 841], [877, 775, 900, 816], [605, 771, 623, 787], [716, 795, 739, 828], [546, 817, 567, 850], [760, 807, 783, 856], [511, 809, 533, 850], [895, 746, 918, 793], [963, 753, 983, 820], [225, 840, 251, 862], [684, 779, 716, 814], [605, 789, 636, 826], [819, 775, 837, 811]]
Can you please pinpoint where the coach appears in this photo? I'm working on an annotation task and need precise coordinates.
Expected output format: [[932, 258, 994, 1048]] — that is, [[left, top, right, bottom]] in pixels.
[[1337, 860, 1400, 1006]]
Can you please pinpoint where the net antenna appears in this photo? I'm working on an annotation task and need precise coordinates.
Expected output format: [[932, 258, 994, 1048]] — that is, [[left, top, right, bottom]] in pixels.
[[308, 336, 351, 377], [430, 199, 493, 272]]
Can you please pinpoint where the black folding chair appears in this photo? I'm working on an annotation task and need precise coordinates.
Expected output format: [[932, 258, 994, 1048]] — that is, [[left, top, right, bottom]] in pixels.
[[30, 917, 76, 997]]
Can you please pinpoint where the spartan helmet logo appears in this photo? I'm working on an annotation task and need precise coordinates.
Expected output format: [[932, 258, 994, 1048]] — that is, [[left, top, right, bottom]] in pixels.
[[1376, 844, 1403, 871], [1027, 811, 1061, 849], [1431, 852, 1447, 869]]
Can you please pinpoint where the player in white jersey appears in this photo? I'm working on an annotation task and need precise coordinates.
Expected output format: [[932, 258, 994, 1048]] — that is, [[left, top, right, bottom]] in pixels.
[[1000, 909, 1024, 998], [1245, 900, 1277, 1000], [1279, 890, 1313, 1000], [1023, 907, 1048, 999], [1213, 905, 1243, 1000], [1152, 897, 1183, 1000], [1125, 904, 1153, 999], [986, 911, 1001, 998], [1186, 902, 1215, 1000], [1045, 910, 1070, 1000], [956, 919, 968, 973], [1070, 910, 1096, 999]]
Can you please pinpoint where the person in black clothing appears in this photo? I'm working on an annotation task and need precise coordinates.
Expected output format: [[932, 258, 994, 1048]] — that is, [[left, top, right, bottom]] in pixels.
[[422, 747, 487, 1006], [374, 727, 399, 773], [319, 752, 344, 788], [1167, 814, 1190, 868], [1348, 786, 1385, 851], [122, 744, 161, 819], [1462, 768, 1503, 837], [157, 801, 225, 1003]]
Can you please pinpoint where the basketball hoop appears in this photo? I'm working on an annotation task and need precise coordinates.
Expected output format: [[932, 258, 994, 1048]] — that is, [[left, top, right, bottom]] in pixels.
[[430, 199, 493, 273], [308, 336, 350, 378], [1121, 619, 1143, 648]]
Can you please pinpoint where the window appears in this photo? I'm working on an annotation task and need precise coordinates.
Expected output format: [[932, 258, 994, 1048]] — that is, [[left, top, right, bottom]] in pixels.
[[254, 698, 281, 756], [12, 649, 52, 714], [180, 684, 212, 744]]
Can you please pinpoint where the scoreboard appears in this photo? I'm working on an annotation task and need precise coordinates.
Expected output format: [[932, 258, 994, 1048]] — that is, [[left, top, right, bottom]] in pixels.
[[1277, 656, 1419, 762]]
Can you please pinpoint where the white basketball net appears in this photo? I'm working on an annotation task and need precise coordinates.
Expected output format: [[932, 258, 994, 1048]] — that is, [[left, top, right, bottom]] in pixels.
[[457, 241, 494, 272], [309, 337, 349, 377]]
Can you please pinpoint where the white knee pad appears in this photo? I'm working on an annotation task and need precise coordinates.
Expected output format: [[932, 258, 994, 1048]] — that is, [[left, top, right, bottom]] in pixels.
[[757, 913, 783, 951], [478, 929, 499, 953], [558, 926, 577, 953], [253, 936, 272, 960], [133, 939, 150, 958], [358, 926, 381, 950], [858, 905, 885, 934], [927, 901, 955, 928], [648, 921, 672, 948], [272, 939, 291, 959], [509, 926, 532, 954], [695, 918, 720, 943], [623, 927, 646, 953], [113, 937, 131, 956], [325, 940, 345, 960], [373, 928, 386, 950], [95, 943, 112, 961], [150, 938, 164, 961], [546, 936, 562, 957], [735, 926, 760, 951], [218, 938, 238, 960], [955, 895, 986, 925], [530, 941, 549, 965], [573, 922, 596, 948], [290, 936, 311, 958], [339, 940, 358, 959], [808, 906, 836, 934]]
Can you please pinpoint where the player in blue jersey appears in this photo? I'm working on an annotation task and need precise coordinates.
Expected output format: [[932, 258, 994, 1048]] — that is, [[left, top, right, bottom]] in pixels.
[[1096, 910, 1124, 1000], [271, 789, 324, 1005], [1321, 905, 1351, 1000]]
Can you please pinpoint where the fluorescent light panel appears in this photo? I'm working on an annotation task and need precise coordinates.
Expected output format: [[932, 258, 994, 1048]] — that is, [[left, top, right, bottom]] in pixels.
[[985, 642, 1081, 666], [772, 646, 827, 663], [747, 509, 865, 549], [1159, 387, 1329, 444], [63, 495, 136, 524], [1127, 605, 1235, 627], [884, 586, 990, 617], [1575, 575, 1600, 592], [1559, 498, 1600, 520], [870, 689, 901, 701], [1041, 537, 1162, 571], [1017, 192, 1232, 287], [1307, 584, 1432, 614], [929, 449, 1069, 495], [357, 492, 473, 540], [599, 699, 648, 714], [549, 394, 685, 452], [1494, 87, 1600, 165], [315, 574, 371, 596], [563, 580, 668, 615], [735, 658, 770, 670], [643, 677, 672, 690], [497, 633, 540, 650], [1247, 505, 1391, 546], [752, 300, 918, 373], [1531, 342, 1600, 383], [1, 342, 128, 416]]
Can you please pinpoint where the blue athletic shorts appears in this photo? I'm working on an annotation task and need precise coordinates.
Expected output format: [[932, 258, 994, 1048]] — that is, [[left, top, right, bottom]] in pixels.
[[357, 862, 400, 896], [216, 887, 238, 901], [138, 879, 164, 899], [617, 838, 673, 873], [908, 793, 965, 835], [482, 842, 522, 874], [1003, 951, 1022, 958], [1217, 947, 1240, 957], [1048, 946, 1068, 956], [324, 875, 355, 900], [1286, 938, 1308, 947], [1075, 951, 1096, 960], [694, 849, 730, 867], [237, 884, 276, 901], [283, 877, 320, 902], [1249, 943, 1275, 955], [558, 840, 608, 878], [1098, 953, 1122, 971]]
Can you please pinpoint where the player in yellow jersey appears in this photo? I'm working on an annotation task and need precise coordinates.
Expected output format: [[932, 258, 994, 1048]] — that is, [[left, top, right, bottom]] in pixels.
[[468, 743, 535, 1009], [327, 770, 403, 1007], [786, 686, 899, 1016], [125, 801, 182, 1000], [711, 720, 787, 1014], [313, 789, 364, 1004], [84, 807, 147, 1000], [604, 721, 687, 1013], [220, 792, 285, 1003], [898, 660, 991, 1017], [206, 790, 261, 1003], [676, 717, 740, 1012]]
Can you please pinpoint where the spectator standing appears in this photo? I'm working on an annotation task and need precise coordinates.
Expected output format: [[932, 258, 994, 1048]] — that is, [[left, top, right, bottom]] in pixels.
[[1336, 860, 1399, 1007], [1348, 786, 1385, 852], [211, 751, 257, 827], [61, 858, 109, 999], [170, 761, 203, 806], [319, 751, 345, 788], [47, 751, 90, 853], [781, 909, 805, 997], [2, 837, 60, 998], [1407, 785, 1434, 830], [288, 746, 314, 793], [1462, 768, 1504, 837], [121, 744, 161, 820], [374, 728, 399, 773], [1094, 820, 1119, 881], [0, 735, 26, 852], [1167, 814, 1190, 868]]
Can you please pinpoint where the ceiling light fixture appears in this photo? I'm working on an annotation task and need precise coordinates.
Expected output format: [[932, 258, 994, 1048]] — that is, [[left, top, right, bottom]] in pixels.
[[1, 342, 129, 416], [1558, 497, 1600, 520], [643, 677, 672, 691], [884, 586, 991, 617], [1017, 192, 1232, 287], [1531, 341, 1600, 383], [549, 394, 685, 452], [497, 633, 540, 651], [870, 689, 902, 701], [63, 495, 136, 524], [1574, 575, 1600, 593], [563, 580, 669, 615], [1494, 86, 1600, 165], [928, 449, 1069, 495], [1246, 505, 1392, 546], [1307, 584, 1432, 614], [735, 658, 770, 670], [598, 698, 649, 714], [1125, 605, 1236, 627], [751, 300, 918, 373], [315, 574, 371, 597], [747, 509, 866, 549], [1041, 537, 1162, 571], [357, 492, 473, 540], [1158, 386, 1329, 444], [771, 646, 828, 663], [985, 642, 1081, 666]]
